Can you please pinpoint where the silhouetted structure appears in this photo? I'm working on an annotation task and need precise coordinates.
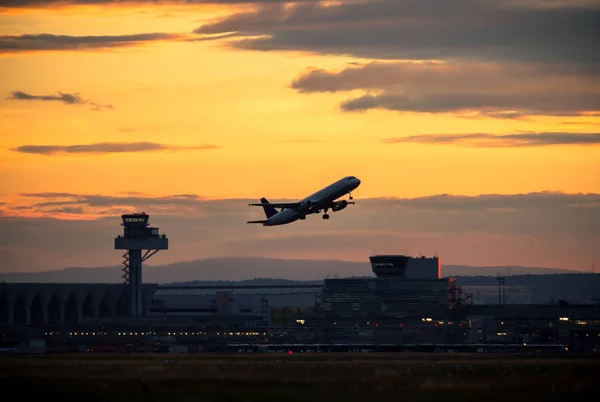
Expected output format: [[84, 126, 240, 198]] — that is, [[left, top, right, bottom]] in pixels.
[[369, 254, 440, 279], [496, 274, 506, 305], [115, 213, 168, 316]]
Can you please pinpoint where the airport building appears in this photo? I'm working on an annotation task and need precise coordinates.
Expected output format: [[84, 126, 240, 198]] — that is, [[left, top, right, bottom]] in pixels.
[[1, 213, 599, 353]]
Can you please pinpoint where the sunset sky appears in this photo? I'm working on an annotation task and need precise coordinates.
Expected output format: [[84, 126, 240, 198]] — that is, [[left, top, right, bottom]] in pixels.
[[1, 0, 599, 275]]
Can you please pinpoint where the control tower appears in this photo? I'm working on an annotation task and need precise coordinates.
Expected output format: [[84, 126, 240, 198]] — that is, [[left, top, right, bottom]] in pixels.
[[369, 254, 441, 280], [115, 213, 168, 316]]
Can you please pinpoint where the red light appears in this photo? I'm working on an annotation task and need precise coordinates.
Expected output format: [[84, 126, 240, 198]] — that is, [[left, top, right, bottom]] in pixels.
[[375, 323, 379, 327], [288, 350, 293, 355], [399, 324, 403, 327]]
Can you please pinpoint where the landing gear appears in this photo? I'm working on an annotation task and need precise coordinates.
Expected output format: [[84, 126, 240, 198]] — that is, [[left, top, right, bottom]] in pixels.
[[323, 208, 330, 219], [349, 192, 353, 200]]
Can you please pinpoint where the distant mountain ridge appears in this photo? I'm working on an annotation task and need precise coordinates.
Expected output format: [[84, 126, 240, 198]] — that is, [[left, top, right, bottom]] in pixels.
[[0, 257, 580, 284]]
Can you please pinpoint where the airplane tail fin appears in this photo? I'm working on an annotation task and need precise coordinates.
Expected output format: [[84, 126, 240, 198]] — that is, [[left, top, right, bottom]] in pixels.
[[260, 197, 279, 219]]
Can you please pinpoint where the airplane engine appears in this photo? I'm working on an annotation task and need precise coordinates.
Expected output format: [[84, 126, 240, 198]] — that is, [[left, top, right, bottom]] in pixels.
[[332, 200, 348, 212], [299, 200, 313, 213]]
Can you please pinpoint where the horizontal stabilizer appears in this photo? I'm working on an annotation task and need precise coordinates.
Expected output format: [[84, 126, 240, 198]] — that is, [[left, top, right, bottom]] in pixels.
[[246, 220, 269, 224]]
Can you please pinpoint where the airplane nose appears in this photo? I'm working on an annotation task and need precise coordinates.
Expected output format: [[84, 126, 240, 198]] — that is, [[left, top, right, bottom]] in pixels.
[[355, 178, 361, 185]]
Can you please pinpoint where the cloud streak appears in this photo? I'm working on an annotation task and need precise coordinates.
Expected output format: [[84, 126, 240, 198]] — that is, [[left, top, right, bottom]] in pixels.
[[0, 33, 186, 54], [12, 142, 220, 155], [0, 0, 318, 7], [290, 61, 600, 118], [1, 191, 598, 272], [383, 132, 600, 147], [8, 190, 600, 226], [0, 32, 255, 55], [8, 90, 113, 110]]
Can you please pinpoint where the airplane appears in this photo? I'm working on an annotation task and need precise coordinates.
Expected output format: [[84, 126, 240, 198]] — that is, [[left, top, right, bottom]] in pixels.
[[247, 176, 361, 226]]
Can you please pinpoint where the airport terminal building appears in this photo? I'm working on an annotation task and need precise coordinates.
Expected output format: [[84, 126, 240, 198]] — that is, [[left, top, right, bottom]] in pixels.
[[2, 253, 599, 353]]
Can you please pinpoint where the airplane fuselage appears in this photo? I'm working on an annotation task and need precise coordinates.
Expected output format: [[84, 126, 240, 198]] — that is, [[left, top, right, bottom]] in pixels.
[[263, 176, 361, 226]]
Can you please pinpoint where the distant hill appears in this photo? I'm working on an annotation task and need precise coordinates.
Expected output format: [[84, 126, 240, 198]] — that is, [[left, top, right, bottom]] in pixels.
[[0, 257, 579, 284]]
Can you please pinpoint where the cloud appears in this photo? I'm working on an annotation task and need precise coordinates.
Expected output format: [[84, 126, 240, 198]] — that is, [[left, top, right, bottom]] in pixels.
[[0, 31, 262, 56], [0, 191, 598, 272], [11, 192, 246, 220], [9, 91, 84, 104], [9, 190, 600, 226], [290, 61, 600, 118], [196, 0, 600, 66], [12, 142, 220, 155], [8, 90, 113, 110], [383, 132, 600, 147], [0, 33, 186, 54], [0, 0, 318, 7]]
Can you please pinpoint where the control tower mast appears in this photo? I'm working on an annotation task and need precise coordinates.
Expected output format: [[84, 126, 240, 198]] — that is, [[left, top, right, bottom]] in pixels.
[[115, 212, 168, 316]]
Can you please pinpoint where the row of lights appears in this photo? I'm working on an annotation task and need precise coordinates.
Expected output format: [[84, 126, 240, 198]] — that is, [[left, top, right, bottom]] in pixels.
[[166, 332, 207, 336], [559, 317, 595, 325], [69, 332, 109, 336], [48, 331, 271, 337], [117, 332, 157, 336], [215, 332, 265, 336], [144, 332, 268, 336], [45, 332, 111, 336]]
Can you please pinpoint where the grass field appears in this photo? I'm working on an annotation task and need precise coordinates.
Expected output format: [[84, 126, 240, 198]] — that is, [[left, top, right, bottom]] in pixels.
[[1, 353, 599, 401]]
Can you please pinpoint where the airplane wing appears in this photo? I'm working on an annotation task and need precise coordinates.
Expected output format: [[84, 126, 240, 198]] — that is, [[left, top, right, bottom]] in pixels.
[[331, 201, 356, 206], [248, 202, 301, 209]]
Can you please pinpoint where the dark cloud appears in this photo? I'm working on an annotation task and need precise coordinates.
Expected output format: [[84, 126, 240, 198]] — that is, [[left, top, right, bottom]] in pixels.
[[0, 31, 257, 56], [12, 142, 220, 155], [9, 91, 84, 104], [21, 192, 208, 205], [8, 191, 600, 235], [339, 93, 599, 117], [0, 33, 185, 54], [0, 191, 598, 272], [15, 192, 241, 216], [291, 62, 600, 117], [0, 0, 318, 7], [383, 132, 600, 147], [8, 90, 113, 110], [196, 0, 600, 66], [46, 207, 86, 214]]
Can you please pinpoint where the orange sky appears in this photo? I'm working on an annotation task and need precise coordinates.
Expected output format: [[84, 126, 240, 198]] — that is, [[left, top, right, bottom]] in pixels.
[[0, 1, 599, 273]]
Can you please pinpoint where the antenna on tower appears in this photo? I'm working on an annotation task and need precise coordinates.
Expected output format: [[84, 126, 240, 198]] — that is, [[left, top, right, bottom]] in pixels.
[[496, 273, 506, 305]]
